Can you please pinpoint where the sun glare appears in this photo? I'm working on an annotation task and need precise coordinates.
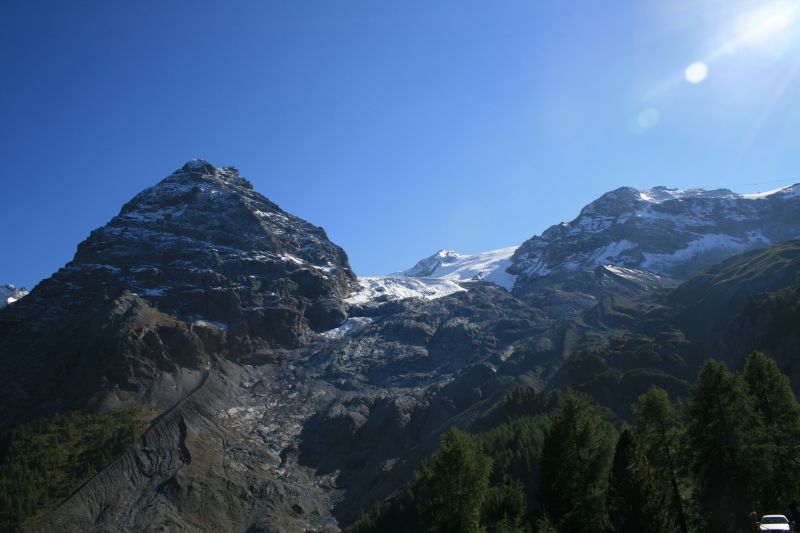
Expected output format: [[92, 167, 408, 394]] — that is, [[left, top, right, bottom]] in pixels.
[[685, 61, 708, 84], [735, 2, 798, 46]]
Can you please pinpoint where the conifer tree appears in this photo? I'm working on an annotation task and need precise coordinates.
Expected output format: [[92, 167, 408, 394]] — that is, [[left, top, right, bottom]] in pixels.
[[482, 475, 528, 532], [687, 360, 768, 533], [632, 386, 689, 533], [539, 392, 617, 533], [606, 429, 670, 533], [743, 351, 800, 510], [413, 427, 492, 533], [535, 513, 558, 533]]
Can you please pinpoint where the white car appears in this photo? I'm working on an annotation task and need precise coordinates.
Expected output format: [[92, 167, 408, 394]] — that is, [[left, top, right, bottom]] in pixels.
[[760, 514, 792, 532]]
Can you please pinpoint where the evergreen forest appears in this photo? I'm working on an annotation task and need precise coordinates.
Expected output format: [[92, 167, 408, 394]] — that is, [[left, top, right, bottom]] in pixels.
[[352, 352, 800, 533]]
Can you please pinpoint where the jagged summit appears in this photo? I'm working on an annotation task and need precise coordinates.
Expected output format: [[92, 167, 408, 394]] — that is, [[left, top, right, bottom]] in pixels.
[[400, 249, 461, 277], [0, 162, 358, 430], [510, 182, 800, 286], [169, 159, 252, 188], [57, 161, 358, 342], [397, 246, 518, 289], [74, 160, 355, 290], [345, 246, 519, 306], [638, 185, 737, 202], [640, 183, 800, 202], [180, 158, 218, 174], [3, 166, 800, 532], [0, 284, 27, 309]]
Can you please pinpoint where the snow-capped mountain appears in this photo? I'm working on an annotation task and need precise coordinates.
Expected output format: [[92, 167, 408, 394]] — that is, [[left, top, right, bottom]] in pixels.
[[4, 161, 800, 533], [363, 184, 800, 314], [509, 184, 800, 284], [66, 159, 356, 342], [345, 275, 466, 305], [0, 160, 358, 431], [350, 183, 800, 309], [0, 160, 558, 532], [399, 246, 518, 289], [0, 284, 28, 309], [344, 247, 517, 305]]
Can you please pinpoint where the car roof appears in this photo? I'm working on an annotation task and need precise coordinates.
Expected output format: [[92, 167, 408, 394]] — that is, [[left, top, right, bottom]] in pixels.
[[762, 515, 788, 519]]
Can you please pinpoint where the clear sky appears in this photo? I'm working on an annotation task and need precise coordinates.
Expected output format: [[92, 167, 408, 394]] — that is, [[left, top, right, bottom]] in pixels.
[[2, 0, 799, 289]]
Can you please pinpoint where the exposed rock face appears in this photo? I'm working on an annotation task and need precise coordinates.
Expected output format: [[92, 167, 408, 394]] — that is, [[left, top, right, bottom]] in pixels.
[[21, 283, 564, 532], [294, 283, 561, 524], [509, 184, 800, 316], [0, 160, 356, 429], [511, 185, 800, 281], [0, 284, 28, 308], [73, 159, 355, 340], [399, 247, 518, 288], [4, 169, 800, 533], [547, 240, 800, 419], [3, 161, 546, 532]]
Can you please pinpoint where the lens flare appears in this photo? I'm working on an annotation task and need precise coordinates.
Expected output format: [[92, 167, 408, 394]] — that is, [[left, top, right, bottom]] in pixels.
[[685, 62, 708, 83], [629, 108, 660, 134], [736, 2, 797, 46]]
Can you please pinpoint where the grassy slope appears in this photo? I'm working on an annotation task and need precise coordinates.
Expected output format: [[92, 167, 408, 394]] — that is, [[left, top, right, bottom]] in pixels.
[[0, 407, 151, 529]]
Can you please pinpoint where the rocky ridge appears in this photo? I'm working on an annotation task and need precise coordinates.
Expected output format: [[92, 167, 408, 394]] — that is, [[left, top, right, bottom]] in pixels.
[[0, 284, 27, 308], [510, 184, 800, 282], [505, 184, 800, 316], [2, 161, 563, 532], [399, 246, 518, 288], [2, 167, 800, 532], [369, 184, 800, 316], [0, 160, 356, 430]]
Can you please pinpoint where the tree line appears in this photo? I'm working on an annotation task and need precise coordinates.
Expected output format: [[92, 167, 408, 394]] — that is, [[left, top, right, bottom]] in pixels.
[[0, 407, 150, 530], [352, 351, 800, 532]]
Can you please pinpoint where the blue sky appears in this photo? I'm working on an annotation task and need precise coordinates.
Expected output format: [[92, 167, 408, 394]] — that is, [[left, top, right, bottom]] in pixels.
[[2, 0, 799, 289]]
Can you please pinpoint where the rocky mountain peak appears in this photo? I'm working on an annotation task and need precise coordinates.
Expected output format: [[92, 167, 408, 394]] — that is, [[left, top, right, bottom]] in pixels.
[[508, 183, 800, 315], [0, 162, 359, 427], [180, 158, 218, 175], [3, 167, 800, 532], [578, 186, 642, 217], [511, 183, 800, 280], [0, 284, 28, 309], [640, 185, 737, 202], [401, 249, 462, 277], [74, 161, 355, 284]]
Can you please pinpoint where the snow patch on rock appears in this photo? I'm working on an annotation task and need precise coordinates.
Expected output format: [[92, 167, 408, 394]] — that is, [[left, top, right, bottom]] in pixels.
[[0, 285, 28, 309], [345, 276, 466, 304], [510, 183, 800, 282], [400, 246, 518, 289], [320, 317, 375, 339]]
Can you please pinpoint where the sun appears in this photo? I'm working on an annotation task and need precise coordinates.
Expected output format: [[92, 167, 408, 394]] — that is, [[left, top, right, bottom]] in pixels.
[[735, 1, 798, 47], [681, 1, 799, 85]]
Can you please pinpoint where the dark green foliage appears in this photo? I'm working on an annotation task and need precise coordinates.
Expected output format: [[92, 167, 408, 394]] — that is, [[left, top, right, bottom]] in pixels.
[[413, 427, 493, 533], [538, 392, 617, 533], [632, 386, 689, 533], [534, 513, 558, 533], [476, 415, 549, 480], [601, 331, 688, 373], [351, 502, 384, 533], [0, 408, 150, 529], [350, 388, 557, 533], [482, 476, 528, 532], [349, 486, 419, 533], [686, 360, 768, 533], [475, 388, 560, 431], [352, 354, 800, 533], [606, 429, 670, 533], [749, 271, 800, 340], [743, 351, 800, 511], [474, 410, 551, 510]]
